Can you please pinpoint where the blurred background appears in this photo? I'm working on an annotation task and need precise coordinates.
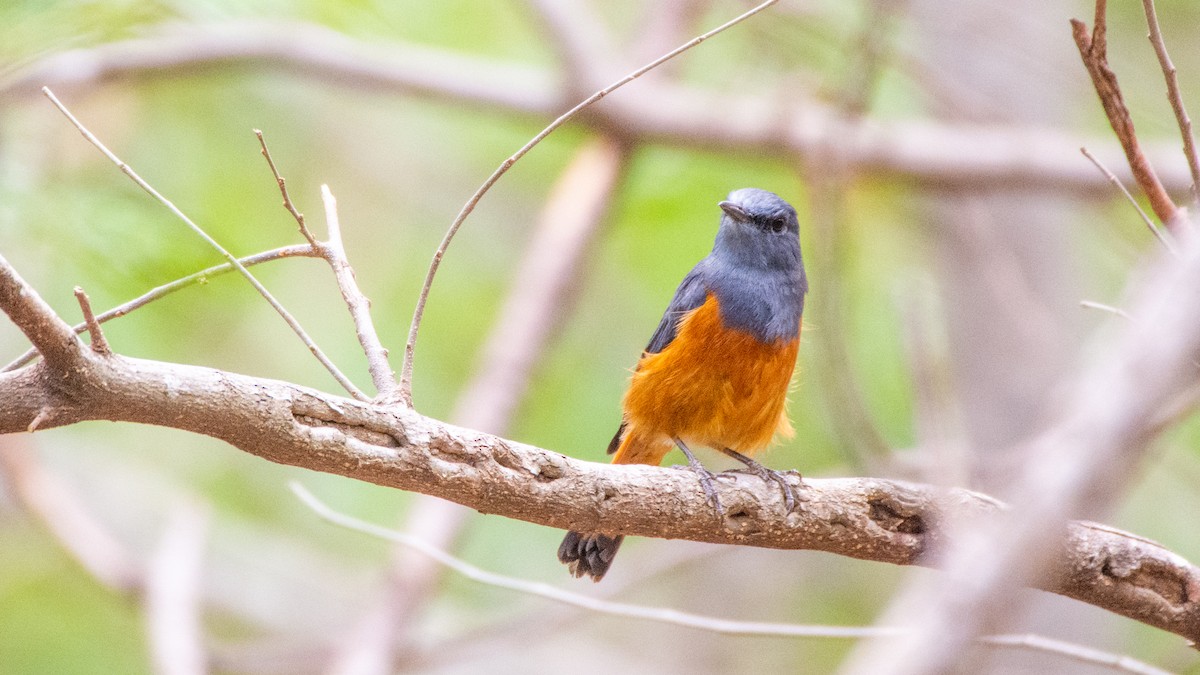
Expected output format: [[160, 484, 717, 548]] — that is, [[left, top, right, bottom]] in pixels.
[[2, 0, 1200, 673]]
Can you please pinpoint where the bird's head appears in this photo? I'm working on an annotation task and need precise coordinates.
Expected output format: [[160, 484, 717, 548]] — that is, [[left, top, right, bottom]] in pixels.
[[713, 188, 802, 271], [718, 188, 799, 235]]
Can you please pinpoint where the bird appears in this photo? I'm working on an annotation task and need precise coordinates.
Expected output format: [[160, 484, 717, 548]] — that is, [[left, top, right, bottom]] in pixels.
[[558, 187, 808, 581]]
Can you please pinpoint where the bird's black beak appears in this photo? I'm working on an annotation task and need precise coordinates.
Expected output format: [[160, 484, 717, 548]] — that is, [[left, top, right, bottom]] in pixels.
[[719, 200, 749, 222]]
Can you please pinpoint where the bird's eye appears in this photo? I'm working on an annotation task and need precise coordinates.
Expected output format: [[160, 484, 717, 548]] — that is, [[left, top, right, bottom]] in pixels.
[[769, 217, 786, 233]]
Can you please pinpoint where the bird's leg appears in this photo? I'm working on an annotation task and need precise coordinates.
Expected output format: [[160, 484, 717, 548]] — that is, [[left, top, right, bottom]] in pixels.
[[673, 437, 722, 514], [721, 448, 804, 513]]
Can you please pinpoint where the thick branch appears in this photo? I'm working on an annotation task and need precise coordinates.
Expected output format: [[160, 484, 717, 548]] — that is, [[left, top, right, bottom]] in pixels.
[[0, 354, 1197, 643], [2, 20, 1193, 194]]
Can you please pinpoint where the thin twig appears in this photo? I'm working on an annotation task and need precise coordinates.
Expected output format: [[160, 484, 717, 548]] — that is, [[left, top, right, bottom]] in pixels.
[[41, 87, 366, 400], [1071, 4, 1183, 231], [293, 482, 896, 639], [294, 483, 1170, 675], [3, 244, 316, 372], [397, 0, 781, 405], [978, 634, 1171, 675], [73, 286, 110, 354], [258, 131, 396, 397], [320, 185, 398, 398], [1140, 0, 1200, 205], [255, 129, 318, 247], [1080, 146, 1175, 252], [1080, 300, 1133, 321]]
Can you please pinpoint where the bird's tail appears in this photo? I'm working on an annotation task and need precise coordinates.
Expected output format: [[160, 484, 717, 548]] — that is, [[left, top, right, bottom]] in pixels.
[[558, 531, 624, 582], [559, 426, 667, 581]]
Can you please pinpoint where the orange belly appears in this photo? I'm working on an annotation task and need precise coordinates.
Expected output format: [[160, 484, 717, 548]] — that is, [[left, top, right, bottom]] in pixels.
[[613, 293, 799, 466]]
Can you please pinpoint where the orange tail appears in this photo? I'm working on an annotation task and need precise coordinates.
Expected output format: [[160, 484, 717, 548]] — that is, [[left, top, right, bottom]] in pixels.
[[610, 426, 673, 466]]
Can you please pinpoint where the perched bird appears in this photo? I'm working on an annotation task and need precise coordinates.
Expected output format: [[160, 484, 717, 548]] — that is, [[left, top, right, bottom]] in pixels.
[[558, 188, 808, 581]]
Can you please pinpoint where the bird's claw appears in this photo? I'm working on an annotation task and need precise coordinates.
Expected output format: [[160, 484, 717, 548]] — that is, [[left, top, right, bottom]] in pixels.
[[673, 437, 724, 515], [687, 461, 724, 515], [720, 448, 805, 514], [743, 465, 803, 513]]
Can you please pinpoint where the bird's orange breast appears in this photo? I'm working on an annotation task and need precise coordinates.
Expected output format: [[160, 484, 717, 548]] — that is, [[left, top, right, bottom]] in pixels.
[[614, 293, 799, 465]]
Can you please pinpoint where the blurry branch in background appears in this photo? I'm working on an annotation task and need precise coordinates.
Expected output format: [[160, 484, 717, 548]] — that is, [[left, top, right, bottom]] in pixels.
[[1, 244, 318, 372], [397, 0, 780, 406], [844, 3, 1200, 671], [0, 436, 140, 591], [41, 87, 369, 401], [845, 231, 1200, 675], [804, 0, 909, 471], [409, 543, 728, 670], [329, 136, 630, 675], [336, 5, 719, 666], [3, 22, 1194, 197], [145, 503, 210, 675], [296, 483, 1171, 675], [524, 0, 619, 91], [898, 283, 969, 487]]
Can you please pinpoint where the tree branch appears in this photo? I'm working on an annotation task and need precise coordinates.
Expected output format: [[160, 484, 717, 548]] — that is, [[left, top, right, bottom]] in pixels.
[[1071, 5, 1185, 232], [145, 503, 210, 675], [1080, 146, 1174, 251], [843, 219, 1200, 673], [42, 87, 368, 401], [1, 240, 1198, 643], [0, 252, 86, 373], [1140, 0, 1200, 204], [0, 348, 1196, 643], [4, 21, 1192, 195], [319, 186, 398, 399]]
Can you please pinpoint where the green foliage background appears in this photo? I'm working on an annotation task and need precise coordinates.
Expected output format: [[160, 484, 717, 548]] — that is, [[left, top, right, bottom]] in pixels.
[[2, 1, 1200, 673]]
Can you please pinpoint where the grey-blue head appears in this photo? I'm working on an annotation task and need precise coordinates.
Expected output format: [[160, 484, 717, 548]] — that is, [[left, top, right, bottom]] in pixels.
[[713, 188, 803, 273], [705, 188, 807, 341]]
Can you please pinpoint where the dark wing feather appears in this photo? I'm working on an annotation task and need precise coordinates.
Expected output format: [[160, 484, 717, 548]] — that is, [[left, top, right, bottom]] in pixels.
[[607, 265, 709, 454], [642, 265, 710, 355]]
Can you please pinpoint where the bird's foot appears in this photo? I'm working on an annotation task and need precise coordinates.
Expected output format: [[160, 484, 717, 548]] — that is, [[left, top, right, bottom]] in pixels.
[[722, 448, 805, 513], [673, 437, 723, 514]]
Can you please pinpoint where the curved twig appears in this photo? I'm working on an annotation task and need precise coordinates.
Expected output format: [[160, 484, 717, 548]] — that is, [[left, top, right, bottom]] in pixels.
[[296, 483, 1172, 675], [396, 0, 780, 405]]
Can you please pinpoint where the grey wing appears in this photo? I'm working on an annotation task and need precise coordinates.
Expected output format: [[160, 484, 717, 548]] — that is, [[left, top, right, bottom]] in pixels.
[[642, 266, 710, 355], [607, 264, 709, 454]]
